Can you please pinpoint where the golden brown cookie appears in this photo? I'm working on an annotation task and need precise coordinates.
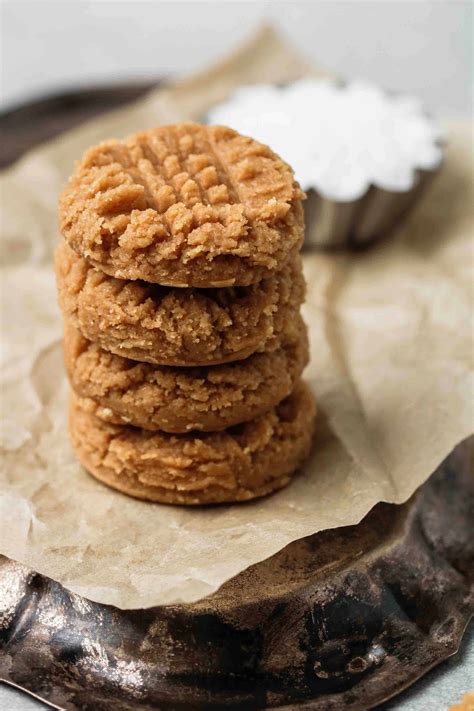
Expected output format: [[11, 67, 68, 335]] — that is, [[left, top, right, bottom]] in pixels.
[[69, 381, 316, 505], [59, 123, 305, 287], [55, 240, 305, 367], [64, 315, 309, 433]]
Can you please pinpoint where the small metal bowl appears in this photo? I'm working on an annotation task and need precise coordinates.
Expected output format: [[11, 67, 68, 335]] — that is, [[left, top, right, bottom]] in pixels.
[[303, 165, 438, 249]]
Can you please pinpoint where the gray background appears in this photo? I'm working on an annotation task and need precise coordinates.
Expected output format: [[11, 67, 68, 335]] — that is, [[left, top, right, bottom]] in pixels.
[[1, 0, 473, 117], [0, 1, 472, 709]]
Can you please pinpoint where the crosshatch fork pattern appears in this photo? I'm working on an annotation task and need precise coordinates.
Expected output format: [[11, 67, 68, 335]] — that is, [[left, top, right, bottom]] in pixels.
[[59, 123, 305, 286]]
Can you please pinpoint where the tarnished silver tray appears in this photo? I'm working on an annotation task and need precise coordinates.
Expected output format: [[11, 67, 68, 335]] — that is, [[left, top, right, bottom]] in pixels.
[[1, 439, 472, 710], [0, 86, 472, 711]]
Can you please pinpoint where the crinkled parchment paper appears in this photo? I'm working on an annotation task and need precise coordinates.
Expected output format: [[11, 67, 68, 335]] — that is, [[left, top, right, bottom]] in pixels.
[[0, 27, 472, 608]]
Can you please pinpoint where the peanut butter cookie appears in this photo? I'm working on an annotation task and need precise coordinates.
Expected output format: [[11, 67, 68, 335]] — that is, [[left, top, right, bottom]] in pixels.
[[69, 381, 316, 505], [59, 123, 305, 287], [64, 316, 309, 432], [55, 240, 305, 366]]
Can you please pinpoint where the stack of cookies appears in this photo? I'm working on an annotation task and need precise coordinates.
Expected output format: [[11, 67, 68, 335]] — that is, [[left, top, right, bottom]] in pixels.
[[55, 123, 316, 505]]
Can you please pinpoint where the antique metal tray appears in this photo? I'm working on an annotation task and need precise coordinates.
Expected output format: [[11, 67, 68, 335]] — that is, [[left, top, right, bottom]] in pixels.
[[0, 86, 472, 710], [1, 440, 473, 710]]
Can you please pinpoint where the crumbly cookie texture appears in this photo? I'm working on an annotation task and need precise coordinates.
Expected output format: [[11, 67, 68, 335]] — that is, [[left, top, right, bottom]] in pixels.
[[59, 123, 305, 287], [55, 240, 305, 367], [64, 315, 309, 433], [69, 381, 316, 505]]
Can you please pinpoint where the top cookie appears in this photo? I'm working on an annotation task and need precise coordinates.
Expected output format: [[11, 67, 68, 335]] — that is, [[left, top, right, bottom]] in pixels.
[[59, 123, 305, 287]]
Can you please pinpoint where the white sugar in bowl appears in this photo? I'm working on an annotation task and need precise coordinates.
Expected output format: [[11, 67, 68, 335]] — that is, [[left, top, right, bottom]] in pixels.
[[208, 79, 444, 248]]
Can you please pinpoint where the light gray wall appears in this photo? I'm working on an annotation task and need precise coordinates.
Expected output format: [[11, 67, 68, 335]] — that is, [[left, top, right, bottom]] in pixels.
[[1, 1, 472, 117]]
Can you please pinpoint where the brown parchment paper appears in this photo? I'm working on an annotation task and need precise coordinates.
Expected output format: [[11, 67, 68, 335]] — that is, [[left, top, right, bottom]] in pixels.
[[0, 27, 473, 609]]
